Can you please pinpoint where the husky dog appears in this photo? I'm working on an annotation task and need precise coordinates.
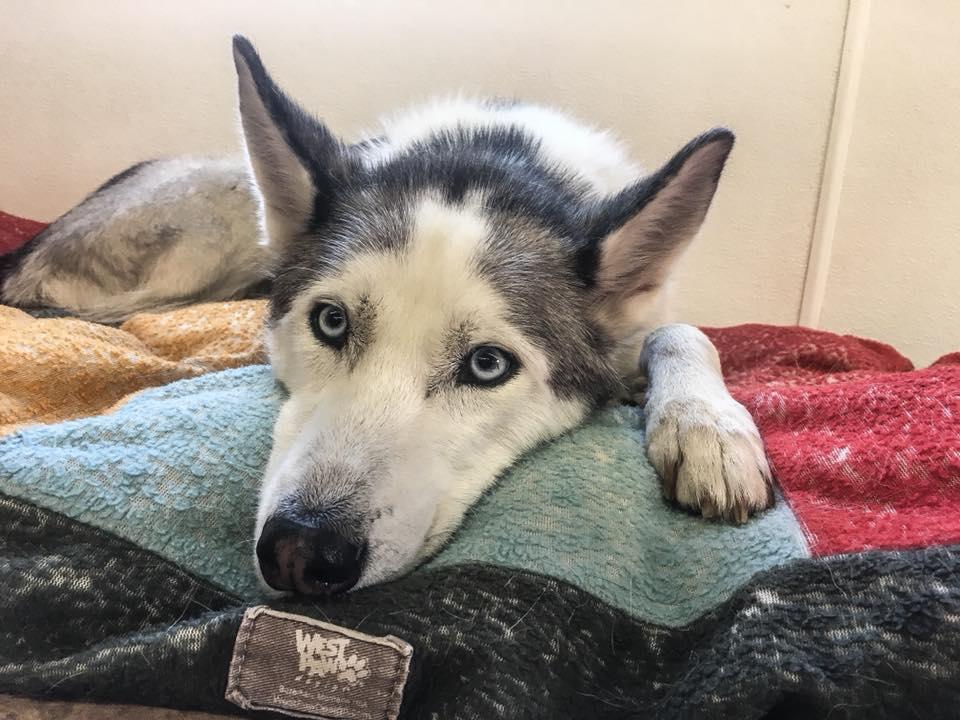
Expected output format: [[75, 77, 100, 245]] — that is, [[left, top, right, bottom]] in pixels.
[[0, 36, 773, 595]]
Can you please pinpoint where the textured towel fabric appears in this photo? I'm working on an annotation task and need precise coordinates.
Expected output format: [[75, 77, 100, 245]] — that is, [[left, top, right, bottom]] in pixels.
[[0, 366, 807, 624], [0, 367, 279, 598], [426, 403, 806, 625]]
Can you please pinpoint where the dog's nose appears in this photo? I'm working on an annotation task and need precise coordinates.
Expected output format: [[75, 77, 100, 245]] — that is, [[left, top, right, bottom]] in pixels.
[[256, 516, 367, 596]]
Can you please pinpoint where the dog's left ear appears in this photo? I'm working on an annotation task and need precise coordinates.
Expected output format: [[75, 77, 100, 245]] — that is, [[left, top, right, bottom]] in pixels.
[[582, 129, 734, 333]]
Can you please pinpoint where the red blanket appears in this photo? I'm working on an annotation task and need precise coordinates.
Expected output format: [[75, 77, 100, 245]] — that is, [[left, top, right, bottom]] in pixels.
[[0, 210, 45, 254], [3, 210, 959, 558], [706, 325, 960, 556]]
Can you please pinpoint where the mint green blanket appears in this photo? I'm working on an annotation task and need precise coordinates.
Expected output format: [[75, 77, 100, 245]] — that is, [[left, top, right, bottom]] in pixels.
[[0, 366, 806, 626]]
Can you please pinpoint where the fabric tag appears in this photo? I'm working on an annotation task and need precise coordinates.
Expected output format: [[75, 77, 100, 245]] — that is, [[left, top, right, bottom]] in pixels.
[[225, 606, 413, 720]]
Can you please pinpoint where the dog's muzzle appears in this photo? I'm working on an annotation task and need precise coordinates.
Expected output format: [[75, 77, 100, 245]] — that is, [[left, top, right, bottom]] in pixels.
[[256, 515, 367, 595]]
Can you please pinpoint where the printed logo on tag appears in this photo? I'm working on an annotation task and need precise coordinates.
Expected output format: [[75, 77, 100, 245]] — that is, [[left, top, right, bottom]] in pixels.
[[226, 606, 413, 720]]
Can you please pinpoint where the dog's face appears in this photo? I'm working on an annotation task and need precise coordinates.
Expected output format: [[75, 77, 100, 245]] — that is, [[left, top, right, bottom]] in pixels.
[[232, 37, 733, 595], [261, 194, 611, 591]]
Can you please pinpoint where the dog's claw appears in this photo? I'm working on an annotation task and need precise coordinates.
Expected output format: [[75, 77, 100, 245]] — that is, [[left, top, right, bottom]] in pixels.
[[662, 457, 680, 501], [732, 503, 748, 525]]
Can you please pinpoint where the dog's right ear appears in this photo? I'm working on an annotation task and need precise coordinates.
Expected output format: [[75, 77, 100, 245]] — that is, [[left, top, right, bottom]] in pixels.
[[232, 35, 345, 253]]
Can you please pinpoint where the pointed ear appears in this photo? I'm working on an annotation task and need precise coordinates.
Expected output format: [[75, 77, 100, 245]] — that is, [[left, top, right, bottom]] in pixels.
[[582, 128, 734, 325], [232, 35, 346, 252]]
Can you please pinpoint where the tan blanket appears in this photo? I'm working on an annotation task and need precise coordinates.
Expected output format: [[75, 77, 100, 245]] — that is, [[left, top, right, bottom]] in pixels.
[[0, 300, 267, 436]]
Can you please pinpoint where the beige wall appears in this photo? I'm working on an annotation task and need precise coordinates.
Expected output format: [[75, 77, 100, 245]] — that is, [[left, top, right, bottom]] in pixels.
[[813, 1, 960, 367], [0, 1, 956, 364]]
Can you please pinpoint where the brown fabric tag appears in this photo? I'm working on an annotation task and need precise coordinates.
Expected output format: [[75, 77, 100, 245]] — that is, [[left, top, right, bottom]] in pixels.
[[225, 606, 413, 720]]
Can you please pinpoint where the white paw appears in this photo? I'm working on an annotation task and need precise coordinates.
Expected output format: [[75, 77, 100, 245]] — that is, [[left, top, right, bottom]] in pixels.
[[645, 394, 774, 523]]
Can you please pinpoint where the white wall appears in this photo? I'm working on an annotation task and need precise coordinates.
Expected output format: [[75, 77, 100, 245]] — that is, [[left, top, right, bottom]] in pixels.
[[0, 0, 957, 365]]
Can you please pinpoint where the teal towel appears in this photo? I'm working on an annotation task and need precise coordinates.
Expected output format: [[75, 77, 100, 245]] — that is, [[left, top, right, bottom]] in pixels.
[[0, 366, 807, 625]]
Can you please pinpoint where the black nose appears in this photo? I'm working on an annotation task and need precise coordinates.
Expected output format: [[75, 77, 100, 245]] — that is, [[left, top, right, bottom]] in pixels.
[[256, 516, 366, 596]]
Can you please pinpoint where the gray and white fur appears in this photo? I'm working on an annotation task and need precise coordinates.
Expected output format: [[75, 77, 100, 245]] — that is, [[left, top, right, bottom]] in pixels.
[[0, 36, 774, 595], [1, 157, 270, 322]]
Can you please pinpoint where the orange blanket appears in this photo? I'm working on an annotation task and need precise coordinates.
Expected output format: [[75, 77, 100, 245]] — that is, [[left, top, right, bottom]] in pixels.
[[0, 301, 267, 436]]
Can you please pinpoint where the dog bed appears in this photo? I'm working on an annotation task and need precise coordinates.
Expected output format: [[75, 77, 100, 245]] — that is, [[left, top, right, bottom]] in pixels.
[[1, 210, 959, 718]]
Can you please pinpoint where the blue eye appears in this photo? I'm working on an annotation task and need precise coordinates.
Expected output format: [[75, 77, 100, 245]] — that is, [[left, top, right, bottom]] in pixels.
[[310, 303, 348, 348], [461, 346, 518, 387]]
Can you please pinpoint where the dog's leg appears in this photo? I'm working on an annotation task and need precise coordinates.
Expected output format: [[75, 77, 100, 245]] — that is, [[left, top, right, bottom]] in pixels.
[[639, 323, 774, 523]]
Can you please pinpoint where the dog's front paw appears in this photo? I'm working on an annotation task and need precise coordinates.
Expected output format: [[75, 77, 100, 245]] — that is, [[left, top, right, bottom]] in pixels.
[[645, 395, 774, 523]]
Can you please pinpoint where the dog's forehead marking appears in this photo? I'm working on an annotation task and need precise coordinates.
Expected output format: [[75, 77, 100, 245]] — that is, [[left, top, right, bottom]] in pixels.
[[330, 195, 505, 337], [400, 194, 489, 298]]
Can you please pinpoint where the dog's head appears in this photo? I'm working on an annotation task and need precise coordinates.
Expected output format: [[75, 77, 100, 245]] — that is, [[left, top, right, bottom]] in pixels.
[[232, 37, 734, 595]]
